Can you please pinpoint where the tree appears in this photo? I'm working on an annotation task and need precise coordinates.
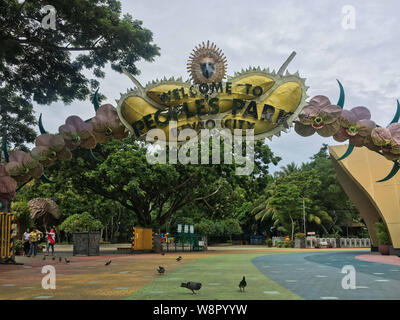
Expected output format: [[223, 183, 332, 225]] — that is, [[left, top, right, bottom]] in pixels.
[[59, 211, 103, 234], [0, 0, 159, 146], [11, 200, 33, 232], [253, 144, 360, 239]]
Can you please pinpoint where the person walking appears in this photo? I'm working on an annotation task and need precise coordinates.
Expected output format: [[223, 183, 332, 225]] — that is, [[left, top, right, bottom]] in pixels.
[[45, 228, 56, 256], [22, 228, 30, 256]]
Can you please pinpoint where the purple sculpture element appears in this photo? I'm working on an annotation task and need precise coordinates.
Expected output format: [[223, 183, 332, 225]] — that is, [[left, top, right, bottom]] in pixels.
[[31, 134, 72, 167], [59, 116, 96, 150], [294, 96, 342, 137], [5, 151, 44, 183], [333, 107, 376, 147], [371, 123, 400, 161], [91, 104, 128, 143], [0, 164, 17, 200]]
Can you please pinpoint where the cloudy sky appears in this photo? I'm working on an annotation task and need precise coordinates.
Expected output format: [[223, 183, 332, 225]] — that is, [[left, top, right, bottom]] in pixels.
[[33, 0, 400, 172]]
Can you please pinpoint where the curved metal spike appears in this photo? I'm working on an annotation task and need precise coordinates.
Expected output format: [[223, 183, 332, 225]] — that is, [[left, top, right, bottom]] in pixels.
[[337, 144, 354, 161], [336, 79, 345, 108], [92, 88, 100, 112], [278, 51, 296, 76], [16, 177, 33, 192], [40, 174, 55, 184], [38, 113, 48, 134], [88, 149, 100, 162], [389, 100, 400, 125], [377, 161, 400, 182], [2, 138, 10, 162]]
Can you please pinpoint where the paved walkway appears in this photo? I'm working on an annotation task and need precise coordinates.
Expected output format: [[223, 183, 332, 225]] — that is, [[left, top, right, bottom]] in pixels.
[[253, 251, 400, 300]]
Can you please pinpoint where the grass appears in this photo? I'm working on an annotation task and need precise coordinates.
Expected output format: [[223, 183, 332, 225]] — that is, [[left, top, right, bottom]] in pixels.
[[126, 253, 302, 300]]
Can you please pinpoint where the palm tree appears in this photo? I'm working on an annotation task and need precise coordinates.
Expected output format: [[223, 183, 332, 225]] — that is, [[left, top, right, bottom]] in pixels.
[[274, 162, 299, 178]]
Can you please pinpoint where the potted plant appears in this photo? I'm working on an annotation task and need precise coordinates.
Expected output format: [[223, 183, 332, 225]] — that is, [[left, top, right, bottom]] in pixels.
[[294, 233, 306, 248], [60, 212, 103, 256], [375, 221, 391, 255], [14, 239, 24, 256]]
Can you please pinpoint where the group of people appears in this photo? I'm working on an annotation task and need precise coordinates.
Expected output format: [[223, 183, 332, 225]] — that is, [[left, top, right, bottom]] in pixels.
[[22, 227, 56, 257]]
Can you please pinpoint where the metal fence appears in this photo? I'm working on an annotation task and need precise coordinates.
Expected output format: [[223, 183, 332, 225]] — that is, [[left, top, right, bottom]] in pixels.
[[272, 236, 370, 248], [161, 234, 206, 252]]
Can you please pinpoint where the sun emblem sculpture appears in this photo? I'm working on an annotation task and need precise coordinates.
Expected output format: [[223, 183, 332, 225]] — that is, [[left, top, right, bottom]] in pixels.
[[187, 41, 228, 84]]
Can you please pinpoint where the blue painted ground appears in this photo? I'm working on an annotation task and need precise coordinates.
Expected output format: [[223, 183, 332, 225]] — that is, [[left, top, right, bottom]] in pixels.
[[253, 251, 400, 300]]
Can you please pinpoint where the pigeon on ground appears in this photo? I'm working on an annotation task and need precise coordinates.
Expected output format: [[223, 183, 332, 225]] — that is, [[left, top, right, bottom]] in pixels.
[[105, 260, 112, 266], [42, 256, 46, 261], [157, 266, 165, 274], [59, 257, 62, 263], [176, 256, 182, 262], [52, 256, 55, 261], [65, 258, 70, 264], [181, 281, 202, 294], [239, 276, 247, 292]]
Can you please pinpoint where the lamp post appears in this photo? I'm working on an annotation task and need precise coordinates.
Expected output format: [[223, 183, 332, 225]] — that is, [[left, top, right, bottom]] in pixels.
[[301, 196, 306, 235]]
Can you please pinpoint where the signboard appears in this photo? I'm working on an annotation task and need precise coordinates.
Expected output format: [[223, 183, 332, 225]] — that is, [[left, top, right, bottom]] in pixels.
[[307, 232, 315, 235], [117, 41, 307, 143], [190, 225, 194, 234], [177, 224, 182, 233]]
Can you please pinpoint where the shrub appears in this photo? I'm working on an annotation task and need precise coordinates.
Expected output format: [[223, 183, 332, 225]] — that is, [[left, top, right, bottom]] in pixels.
[[11, 201, 33, 231], [295, 233, 306, 239], [14, 239, 24, 253], [375, 221, 391, 245], [59, 212, 103, 234], [284, 241, 294, 248]]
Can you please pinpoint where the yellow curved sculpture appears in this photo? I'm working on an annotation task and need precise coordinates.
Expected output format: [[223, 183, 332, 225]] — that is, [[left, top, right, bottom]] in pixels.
[[329, 144, 400, 249]]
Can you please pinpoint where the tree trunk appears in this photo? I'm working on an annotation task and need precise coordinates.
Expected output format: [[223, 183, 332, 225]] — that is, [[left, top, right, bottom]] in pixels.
[[289, 214, 294, 242]]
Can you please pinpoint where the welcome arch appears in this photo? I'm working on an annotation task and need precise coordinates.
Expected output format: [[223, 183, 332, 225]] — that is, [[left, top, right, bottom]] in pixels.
[[1, 41, 400, 263]]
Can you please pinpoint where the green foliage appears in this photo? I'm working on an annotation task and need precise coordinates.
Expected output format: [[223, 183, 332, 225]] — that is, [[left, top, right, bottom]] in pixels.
[[11, 201, 33, 231], [375, 221, 391, 245], [59, 212, 103, 233], [253, 144, 360, 239], [295, 233, 306, 239], [194, 218, 242, 237], [14, 239, 24, 252], [1, 0, 159, 147]]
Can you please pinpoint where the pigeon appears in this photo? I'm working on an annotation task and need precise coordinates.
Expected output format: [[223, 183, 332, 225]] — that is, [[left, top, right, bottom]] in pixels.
[[65, 258, 70, 264], [42, 256, 46, 261], [176, 256, 182, 262], [105, 260, 112, 266], [239, 276, 247, 292], [157, 266, 165, 274], [52, 256, 55, 261], [59, 257, 62, 263], [161, 252, 165, 256], [181, 281, 202, 294]]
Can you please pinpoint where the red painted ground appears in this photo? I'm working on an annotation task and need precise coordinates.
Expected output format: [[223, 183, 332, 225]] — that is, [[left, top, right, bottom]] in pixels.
[[355, 252, 400, 266]]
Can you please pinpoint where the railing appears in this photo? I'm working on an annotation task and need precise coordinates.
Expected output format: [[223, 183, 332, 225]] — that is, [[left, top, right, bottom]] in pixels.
[[272, 236, 371, 248]]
